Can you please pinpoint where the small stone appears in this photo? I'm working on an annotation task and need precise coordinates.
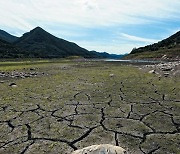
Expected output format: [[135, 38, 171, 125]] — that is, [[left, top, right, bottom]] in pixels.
[[148, 70, 156, 74], [30, 72, 37, 76], [9, 83, 17, 87], [164, 73, 169, 77], [24, 74, 31, 77], [161, 68, 172, 71], [109, 74, 115, 77], [161, 55, 167, 59], [72, 144, 127, 154], [30, 68, 35, 71]]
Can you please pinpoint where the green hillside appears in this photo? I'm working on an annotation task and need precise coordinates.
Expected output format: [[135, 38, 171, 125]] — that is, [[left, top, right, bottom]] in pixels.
[[124, 31, 180, 60]]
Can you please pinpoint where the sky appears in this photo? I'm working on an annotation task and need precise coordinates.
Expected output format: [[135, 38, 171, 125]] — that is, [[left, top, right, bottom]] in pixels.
[[0, 0, 180, 54]]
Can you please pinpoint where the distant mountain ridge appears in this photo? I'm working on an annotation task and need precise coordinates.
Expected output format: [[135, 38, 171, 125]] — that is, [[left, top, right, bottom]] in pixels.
[[0, 30, 18, 43], [125, 31, 180, 60], [0, 27, 123, 59], [90, 51, 126, 59]]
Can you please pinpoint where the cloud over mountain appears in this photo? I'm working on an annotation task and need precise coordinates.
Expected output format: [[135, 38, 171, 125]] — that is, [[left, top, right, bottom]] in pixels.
[[0, 0, 180, 54]]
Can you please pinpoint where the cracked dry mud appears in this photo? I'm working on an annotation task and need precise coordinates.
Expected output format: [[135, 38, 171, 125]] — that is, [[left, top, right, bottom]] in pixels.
[[0, 61, 180, 154]]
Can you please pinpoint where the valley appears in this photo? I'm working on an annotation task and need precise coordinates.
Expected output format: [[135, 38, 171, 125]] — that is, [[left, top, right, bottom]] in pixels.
[[1, 0, 180, 153]]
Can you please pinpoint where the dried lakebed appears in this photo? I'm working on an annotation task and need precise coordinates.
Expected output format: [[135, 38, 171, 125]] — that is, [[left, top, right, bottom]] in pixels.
[[0, 60, 179, 154]]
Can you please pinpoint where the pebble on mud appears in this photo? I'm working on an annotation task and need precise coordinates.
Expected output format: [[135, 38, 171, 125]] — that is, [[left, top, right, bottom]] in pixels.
[[148, 70, 156, 74], [109, 74, 115, 77], [9, 83, 17, 87]]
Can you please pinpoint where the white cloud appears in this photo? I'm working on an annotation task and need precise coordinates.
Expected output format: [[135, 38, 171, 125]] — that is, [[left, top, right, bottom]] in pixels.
[[120, 33, 159, 43], [0, 0, 179, 54], [0, 0, 180, 30], [76, 40, 145, 54]]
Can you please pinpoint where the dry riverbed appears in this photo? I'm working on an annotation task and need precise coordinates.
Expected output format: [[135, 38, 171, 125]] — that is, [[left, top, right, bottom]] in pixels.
[[0, 60, 179, 154]]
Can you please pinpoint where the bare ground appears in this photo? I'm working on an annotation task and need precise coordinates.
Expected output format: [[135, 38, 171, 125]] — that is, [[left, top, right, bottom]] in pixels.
[[0, 60, 179, 154]]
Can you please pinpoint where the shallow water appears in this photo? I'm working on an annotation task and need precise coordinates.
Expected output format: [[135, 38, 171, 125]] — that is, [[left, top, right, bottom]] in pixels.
[[103, 59, 161, 63]]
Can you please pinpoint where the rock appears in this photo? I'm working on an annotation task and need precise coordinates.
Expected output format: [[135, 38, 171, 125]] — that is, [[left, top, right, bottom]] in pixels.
[[30, 68, 35, 71], [0, 70, 42, 78], [148, 70, 156, 74], [0, 81, 4, 83], [139, 61, 180, 77], [161, 55, 167, 59], [109, 74, 115, 77], [161, 67, 172, 71], [164, 73, 169, 77], [30, 72, 37, 76], [0, 73, 5, 77], [71, 144, 127, 154], [9, 83, 17, 87], [24, 74, 31, 78]]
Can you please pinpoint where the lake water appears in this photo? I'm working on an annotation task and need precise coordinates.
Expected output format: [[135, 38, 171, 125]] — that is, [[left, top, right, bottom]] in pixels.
[[102, 59, 161, 64]]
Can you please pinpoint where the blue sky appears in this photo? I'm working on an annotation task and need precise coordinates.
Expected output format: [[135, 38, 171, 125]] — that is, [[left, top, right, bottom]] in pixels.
[[0, 0, 180, 54]]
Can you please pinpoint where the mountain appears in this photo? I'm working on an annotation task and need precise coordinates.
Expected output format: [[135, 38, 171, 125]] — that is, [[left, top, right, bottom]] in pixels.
[[0, 27, 122, 59], [0, 29, 18, 43], [124, 31, 180, 60], [14, 27, 102, 58], [0, 39, 26, 58], [91, 51, 127, 59]]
